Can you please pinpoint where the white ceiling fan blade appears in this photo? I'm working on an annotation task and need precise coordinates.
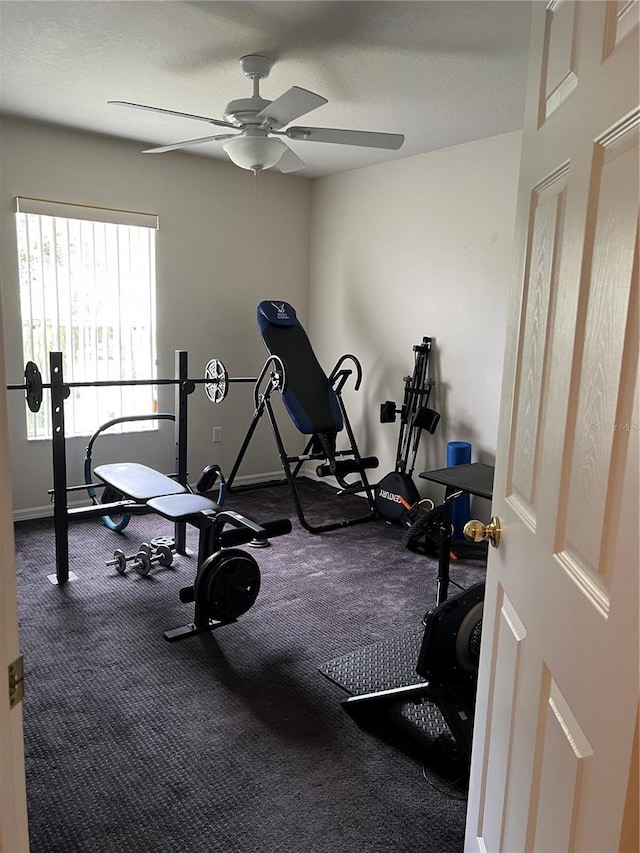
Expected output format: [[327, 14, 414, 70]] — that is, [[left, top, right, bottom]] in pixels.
[[143, 133, 238, 154], [286, 126, 405, 150], [108, 101, 235, 129], [275, 143, 306, 174], [256, 87, 327, 126]]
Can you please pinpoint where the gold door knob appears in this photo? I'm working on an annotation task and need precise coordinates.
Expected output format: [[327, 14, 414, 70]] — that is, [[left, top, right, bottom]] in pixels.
[[463, 517, 501, 548]]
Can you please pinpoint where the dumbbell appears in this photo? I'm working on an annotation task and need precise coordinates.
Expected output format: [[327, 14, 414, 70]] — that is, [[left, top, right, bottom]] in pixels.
[[134, 543, 175, 576], [107, 542, 153, 575], [107, 542, 174, 576]]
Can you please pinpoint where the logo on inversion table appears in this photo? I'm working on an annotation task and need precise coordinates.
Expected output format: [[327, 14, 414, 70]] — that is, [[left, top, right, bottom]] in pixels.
[[271, 302, 290, 321]]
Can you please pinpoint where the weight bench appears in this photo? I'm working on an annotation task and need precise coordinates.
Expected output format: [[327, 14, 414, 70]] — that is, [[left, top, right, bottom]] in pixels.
[[227, 300, 379, 533], [94, 461, 291, 640]]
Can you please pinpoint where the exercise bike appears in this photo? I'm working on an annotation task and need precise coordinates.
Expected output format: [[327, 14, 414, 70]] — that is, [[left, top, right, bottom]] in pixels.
[[342, 579, 485, 762]]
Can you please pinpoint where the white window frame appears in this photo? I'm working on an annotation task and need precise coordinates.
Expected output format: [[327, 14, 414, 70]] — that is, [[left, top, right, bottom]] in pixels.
[[15, 197, 159, 440]]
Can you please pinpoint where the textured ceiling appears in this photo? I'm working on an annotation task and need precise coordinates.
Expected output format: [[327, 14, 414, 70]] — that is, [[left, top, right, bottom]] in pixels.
[[0, 1, 532, 177]]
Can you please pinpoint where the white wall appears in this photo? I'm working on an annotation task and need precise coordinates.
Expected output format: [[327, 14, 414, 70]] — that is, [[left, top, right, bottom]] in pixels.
[[308, 130, 522, 505], [1, 119, 522, 517], [0, 118, 311, 515]]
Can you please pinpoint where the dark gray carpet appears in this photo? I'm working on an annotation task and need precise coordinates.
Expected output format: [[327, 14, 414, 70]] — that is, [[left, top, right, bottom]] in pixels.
[[14, 478, 486, 853]]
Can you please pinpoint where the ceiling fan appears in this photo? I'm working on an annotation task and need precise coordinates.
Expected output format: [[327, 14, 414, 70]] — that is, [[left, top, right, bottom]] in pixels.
[[109, 54, 405, 175]]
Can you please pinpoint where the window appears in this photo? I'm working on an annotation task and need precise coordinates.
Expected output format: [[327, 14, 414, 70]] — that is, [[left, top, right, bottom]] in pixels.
[[15, 198, 159, 439]]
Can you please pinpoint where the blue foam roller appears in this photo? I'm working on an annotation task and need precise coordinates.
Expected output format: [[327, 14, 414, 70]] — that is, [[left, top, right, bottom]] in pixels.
[[447, 441, 472, 539]]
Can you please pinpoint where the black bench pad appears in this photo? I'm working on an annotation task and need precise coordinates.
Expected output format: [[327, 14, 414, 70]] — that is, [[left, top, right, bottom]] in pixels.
[[147, 494, 221, 521], [94, 463, 186, 502]]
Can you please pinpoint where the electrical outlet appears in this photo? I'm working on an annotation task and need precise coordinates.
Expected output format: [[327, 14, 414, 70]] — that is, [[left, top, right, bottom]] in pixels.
[[212, 426, 222, 443]]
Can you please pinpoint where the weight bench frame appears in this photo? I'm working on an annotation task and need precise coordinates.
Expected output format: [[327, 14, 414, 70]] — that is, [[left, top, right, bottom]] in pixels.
[[94, 461, 262, 563], [94, 461, 291, 640]]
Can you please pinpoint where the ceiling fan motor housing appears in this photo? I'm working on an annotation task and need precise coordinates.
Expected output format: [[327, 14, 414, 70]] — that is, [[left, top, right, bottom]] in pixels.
[[224, 55, 283, 129], [223, 97, 273, 127]]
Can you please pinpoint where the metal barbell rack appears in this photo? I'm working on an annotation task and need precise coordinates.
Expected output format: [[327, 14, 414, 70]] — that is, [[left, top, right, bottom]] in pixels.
[[7, 355, 257, 413], [6, 350, 276, 585]]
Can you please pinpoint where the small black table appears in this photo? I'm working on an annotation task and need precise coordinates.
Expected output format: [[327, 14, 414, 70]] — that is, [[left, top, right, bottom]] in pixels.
[[419, 462, 495, 604]]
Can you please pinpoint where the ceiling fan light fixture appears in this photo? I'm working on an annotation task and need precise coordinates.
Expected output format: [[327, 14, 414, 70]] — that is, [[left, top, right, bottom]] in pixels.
[[223, 134, 286, 173]]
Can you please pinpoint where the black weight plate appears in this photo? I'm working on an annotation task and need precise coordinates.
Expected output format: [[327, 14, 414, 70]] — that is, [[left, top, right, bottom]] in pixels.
[[197, 548, 261, 622], [25, 361, 43, 413]]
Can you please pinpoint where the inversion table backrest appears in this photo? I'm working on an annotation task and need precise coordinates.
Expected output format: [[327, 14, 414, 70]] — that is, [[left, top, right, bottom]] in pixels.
[[257, 301, 343, 436]]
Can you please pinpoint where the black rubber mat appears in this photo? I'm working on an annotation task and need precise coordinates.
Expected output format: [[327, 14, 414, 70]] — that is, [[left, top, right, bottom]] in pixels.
[[319, 630, 452, 742], [320, 628, 424, 693]]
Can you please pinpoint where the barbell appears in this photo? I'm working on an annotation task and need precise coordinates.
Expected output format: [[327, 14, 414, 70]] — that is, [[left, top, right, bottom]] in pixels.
[[7, 357, 258, 413]]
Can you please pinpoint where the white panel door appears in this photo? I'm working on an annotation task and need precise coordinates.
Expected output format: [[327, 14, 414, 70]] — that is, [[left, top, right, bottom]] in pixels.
[[0, 305, 30, 846], [465, 2, 639, 852]]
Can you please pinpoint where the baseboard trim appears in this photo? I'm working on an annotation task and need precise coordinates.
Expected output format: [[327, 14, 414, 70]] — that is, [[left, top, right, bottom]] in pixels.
[[14, 504, 57, 522]]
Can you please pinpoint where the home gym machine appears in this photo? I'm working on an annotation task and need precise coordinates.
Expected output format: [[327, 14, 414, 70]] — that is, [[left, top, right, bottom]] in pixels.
[[7, 349, 273, 585], [375, 337, 440, 523], [7, 350, 293, 640]]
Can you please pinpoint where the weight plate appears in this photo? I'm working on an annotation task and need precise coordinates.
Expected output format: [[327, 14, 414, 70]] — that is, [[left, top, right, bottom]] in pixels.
[[134, 551, 152, 577], [204, 359, 229, 404], [151, 536, 175, 551], [154, 544, 174, 568], [112, 549, 127, 575], [196, 548, 260, 622], [25, 361, 43, 413]]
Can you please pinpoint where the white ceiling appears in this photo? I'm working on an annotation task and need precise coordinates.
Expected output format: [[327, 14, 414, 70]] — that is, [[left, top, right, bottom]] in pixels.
[[0, 1, 532, 178]]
